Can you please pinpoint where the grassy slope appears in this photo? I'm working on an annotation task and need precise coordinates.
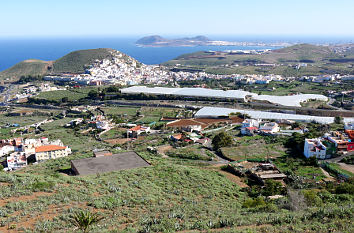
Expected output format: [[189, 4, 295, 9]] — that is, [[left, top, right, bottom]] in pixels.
[[0, 60, 51, 81], [165, 44, 333, 65], [163, 44, 354, 75], [0, 48, 117, 81], [35, 87, 99, 102], [52, 48, 114, 73], [0, 111, 353, 232]]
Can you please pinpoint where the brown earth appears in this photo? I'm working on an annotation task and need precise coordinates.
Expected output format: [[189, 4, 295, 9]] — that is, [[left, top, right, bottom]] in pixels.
[[0, 192, 52, 207]]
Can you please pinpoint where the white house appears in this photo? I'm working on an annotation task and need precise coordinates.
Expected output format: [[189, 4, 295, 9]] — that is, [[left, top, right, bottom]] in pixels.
[[0, 145, 15, 157], [96, 121, 110, 130], [242, 119, 259, 128], [304, 138, 327, 159], [127, 125, 150, 138], [241, 127, 258, 136], [260, 122, 280, 133], [35, 145, 72, 162], [344, 122, 354, 130], [7, 152, 27, 170]]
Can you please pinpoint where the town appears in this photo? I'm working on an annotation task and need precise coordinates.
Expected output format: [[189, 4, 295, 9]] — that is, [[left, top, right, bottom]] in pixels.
[[0, 0, 353, 231]]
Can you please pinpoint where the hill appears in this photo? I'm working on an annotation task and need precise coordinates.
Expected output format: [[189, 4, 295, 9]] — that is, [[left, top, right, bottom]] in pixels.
[[136, 35, 211, 47], [0, 105, 353, 232], [0, 48, 137, 82], [164, 44, 354, 76], [52, 48, 115, 73], [136, 35, 169, 45], [0, 59, 52, 82]]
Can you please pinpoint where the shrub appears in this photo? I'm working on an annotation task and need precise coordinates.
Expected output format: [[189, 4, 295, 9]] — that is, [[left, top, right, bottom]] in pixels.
[[212, 132, 233, 150], [262, 180, 285, 196], [335, 182, 354, 195], [69, 210, 103, 233], [303, 189, 323, 207], [242, 196, 266, 208], [31, 181, 55, 191]]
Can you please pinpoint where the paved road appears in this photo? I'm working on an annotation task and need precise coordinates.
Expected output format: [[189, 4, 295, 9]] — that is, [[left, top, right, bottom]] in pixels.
[[325, 154, 350, 163], [337, 163, 354, 174]]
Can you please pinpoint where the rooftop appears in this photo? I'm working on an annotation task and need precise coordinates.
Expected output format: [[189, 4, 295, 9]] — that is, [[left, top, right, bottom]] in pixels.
[[35, 145, 66, 153], [71, 152, 150, 176]]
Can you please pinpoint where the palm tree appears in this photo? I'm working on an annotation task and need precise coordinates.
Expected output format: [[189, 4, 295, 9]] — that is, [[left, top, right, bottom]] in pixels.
[[69, 210, 103, 233]]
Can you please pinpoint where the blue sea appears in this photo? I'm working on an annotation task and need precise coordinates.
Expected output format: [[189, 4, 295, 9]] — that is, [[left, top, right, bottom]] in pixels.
[[0, 36, 353, 71]]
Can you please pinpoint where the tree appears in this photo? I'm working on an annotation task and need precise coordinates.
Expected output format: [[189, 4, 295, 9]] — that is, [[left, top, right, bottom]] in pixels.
[[69, 210, 103, 233], [88, 90, 99, 99], [334, 116, 343, 124], [262, 180, 284, 196], [61, 97, 69, 103], [106, 85, 119, 93], [212, 132, 233, 150]]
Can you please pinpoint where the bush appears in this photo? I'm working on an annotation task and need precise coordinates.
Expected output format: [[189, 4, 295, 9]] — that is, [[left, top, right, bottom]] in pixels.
[[242, 196, 266, 208], [303, 189, 323, 206], [212, 132, 233, 150], [303, 156, 318, 167], [31, 181, 55, 191], [262, 180, 285, 196], [69, 210, 103, 233], [335, 182, 354, 195]]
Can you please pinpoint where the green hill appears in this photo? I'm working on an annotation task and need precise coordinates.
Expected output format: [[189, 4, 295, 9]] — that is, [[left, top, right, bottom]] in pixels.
[[166, 44, 336, 65], [0, 59, 51, 82], [0, 48, 125, 82], [164, 44, 354, 76], [52, 48, 114, 73]]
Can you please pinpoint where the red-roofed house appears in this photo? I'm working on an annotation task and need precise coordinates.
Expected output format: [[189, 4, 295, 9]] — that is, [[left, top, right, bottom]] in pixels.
[[241, 127, 259, 136], [171, 134, 183, 141], [127, 125, 150, 138], [35, 145, 71, 162]]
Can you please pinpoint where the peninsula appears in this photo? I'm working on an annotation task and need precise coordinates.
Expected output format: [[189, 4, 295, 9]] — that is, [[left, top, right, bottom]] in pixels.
[[136, 35, 291, 47]]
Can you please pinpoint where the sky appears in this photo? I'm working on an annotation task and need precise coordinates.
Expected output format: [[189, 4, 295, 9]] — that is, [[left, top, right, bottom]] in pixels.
[[1, 0, 354, 38]]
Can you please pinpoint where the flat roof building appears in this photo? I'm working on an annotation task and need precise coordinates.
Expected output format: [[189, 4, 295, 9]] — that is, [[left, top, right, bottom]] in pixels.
[[71, 152, 150, 176]]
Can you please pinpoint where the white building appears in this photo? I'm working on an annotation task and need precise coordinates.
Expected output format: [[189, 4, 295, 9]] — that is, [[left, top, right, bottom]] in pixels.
[[127, 125, 151, 138], [0, 145, 15, 157], [344, 122, 354, 130], [242, 119, 259, 128], [7, 152, 27, 170], [304, 138, 327, 159], [35, 145, 72, 162], [96, 121, 110, 130], [260, 122, 280, 133]]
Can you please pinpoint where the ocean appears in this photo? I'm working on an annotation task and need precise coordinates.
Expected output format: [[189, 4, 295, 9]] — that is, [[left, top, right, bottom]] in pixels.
[[0, 36, 353, 71]]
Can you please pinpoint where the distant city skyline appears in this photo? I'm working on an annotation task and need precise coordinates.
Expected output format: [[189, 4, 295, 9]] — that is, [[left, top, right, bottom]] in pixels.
[[1, 0, 354, 38]]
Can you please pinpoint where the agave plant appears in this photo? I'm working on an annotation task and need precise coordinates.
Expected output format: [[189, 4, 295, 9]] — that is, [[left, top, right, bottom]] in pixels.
[[69, 210, 103, 233]]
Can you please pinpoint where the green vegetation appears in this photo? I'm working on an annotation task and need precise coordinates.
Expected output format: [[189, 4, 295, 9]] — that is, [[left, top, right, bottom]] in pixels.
[[0, 60, 50, 81], [323, 162, 354, 178], [166, 146, 212, 160], [35, 88, 97, 102], [275, 156, 326, 181], [212, 131, 233, 150], [221, 136, 287, 161], [164, 44, 354, 76], [340, 154, 354, 165], [69, 210, 103, 233], [0, 105, 353, 232], [0, 48, 134, 81], [52, 48, 114, 73]]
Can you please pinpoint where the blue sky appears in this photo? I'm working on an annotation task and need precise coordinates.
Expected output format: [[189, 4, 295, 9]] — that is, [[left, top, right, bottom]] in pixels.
[[1, 0, 354, 37]]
